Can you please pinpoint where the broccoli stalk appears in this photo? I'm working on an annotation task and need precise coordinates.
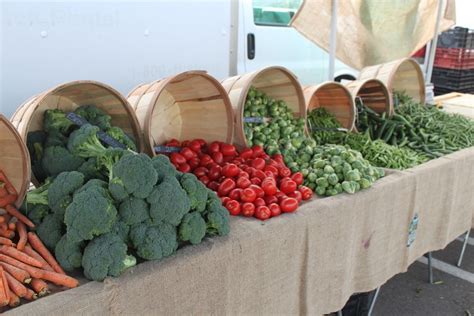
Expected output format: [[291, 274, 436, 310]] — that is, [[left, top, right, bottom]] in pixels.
[[67, 124, 107, 159], [26, 181, 50, 206]]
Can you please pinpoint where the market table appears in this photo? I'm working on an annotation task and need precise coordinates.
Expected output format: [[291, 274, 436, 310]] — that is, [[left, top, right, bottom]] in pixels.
[[7, 148, 474, 315]]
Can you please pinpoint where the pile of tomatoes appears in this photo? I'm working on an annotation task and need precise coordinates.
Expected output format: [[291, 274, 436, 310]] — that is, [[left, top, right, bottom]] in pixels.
[[165, 139, 313, 220]]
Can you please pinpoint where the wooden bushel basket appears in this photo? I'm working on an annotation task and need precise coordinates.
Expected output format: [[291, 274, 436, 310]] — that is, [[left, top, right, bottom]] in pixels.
[[128, 71, 234, 155], [345, 79, 392, 117], [0, 115, 31, 207], [358, 58, 426, 105], [10, 80, 143, 185], [221, 66, 307, 148], [304, 82, 355, 130]]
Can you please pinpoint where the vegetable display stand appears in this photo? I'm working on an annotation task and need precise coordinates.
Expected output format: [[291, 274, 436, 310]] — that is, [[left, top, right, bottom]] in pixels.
[[0, 115, 30, 207], [128, 71, 233, 155], [358, 57, 426, 105], [10, 80, 142, 185], [303, 82, 355, 130], [344, 79, 392, 115], [221, 66, 306, 148]]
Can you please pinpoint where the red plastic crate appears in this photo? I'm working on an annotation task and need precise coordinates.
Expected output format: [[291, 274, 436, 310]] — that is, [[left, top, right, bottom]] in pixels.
[[434, 47, 474, 69]]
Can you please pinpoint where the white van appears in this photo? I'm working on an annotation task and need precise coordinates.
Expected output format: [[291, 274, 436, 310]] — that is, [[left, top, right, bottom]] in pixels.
[[0, 0, 356, 116]]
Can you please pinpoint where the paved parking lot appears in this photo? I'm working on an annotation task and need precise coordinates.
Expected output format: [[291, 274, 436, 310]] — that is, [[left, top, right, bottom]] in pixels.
[[373, 230, 474, 315]]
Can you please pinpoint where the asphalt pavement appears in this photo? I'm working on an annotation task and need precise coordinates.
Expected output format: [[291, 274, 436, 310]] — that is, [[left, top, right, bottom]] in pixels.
[[373, 229, 474, 316]]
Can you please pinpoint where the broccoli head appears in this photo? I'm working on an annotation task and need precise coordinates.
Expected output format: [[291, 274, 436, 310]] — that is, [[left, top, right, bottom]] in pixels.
[[180, 173, 208, 213], [96, 148, 130, 180], [64, 184, 117, 243], [55, 235, 84, 272], [67, 124, 107, 159], [47, 171, 84, 214], [118, 197, 150, 226], [74, 105, 112, 131], [129, 221, 178, 260], [41, 146, 84, 177], [110, 153, 158, 199], [75, 179, 109, 197], [107, 127, 137, 151], [25, 204, 51, 226], [146, 176, 191, 226], [151, 155, 179, 182], [204, 197, 230, 236], [178, 212, 206, 245], [110, 220, 130, 244], [43, 109, 74, 134], [81, 233, 136, 281], [77, 157, 105, 181], [36, 213, 65, 250], [44, 130, 68, 147]]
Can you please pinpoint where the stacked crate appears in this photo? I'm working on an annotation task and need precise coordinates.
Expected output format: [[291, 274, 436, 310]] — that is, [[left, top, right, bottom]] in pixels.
[[433, 27, 474, 95]]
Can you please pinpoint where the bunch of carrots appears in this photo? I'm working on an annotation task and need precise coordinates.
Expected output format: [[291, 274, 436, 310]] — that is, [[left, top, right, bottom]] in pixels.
[[0, 170, 78, 308]]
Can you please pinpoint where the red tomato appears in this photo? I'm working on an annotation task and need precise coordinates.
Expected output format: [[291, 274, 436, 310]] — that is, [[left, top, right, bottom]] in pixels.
[[278, 166, 291, 178], [272, 154, 284, 164], [178, 163, 191, 173], [268, 159, 280, 167], [261, 179, 277, 196], [225, 200, 241, 216], [264, 165, 279, 176], [253, 169, 266, 180], [241, 202, 255, 217], [188, 157, 200, 170], [193, 167, 208, 178], [207, 181, 220, 192], [212, 152, 224, 164], [253, 197, 266, 207], [251, 145, 264, 158], [218, 178, 236, 196], [199, 154, 213, 167], [280, 179, 297, 194], [188, 140, 202, 153], [238, 171, 250, 179], [261, 154, 270, 160], [220, 196, 230, 205], [199, 175, 210, 186], [251, 158, 266, 170], [239, 148, 253, 159], [170, 153, 186, 165], [275, 191, 287, 203], [236, 177, 251, 189], [240, 187, 257, 203], [221, 144, 237, 157], [264, 195, 278, 205], [291, 172, 304, 185], [194, 138, 206, 146], [249, 184, 265, 198], [180, 147, 196, 161], [222, 164, 240, 178], [299, 186, 313, 200], [280, 198, 298, 213], [181, 140, 190, 147], [288, 191, 302, 203], [208, 165, 222, 180], [255, 206, 271, 220], [228, 188, 242, 201], [268, 203, 281, 217], [165, 138, 180, 147], [208, 142, 221, 153], [264, 171, 275, 179], [223, 155, 234, 163], [250, 177, 262, 186]]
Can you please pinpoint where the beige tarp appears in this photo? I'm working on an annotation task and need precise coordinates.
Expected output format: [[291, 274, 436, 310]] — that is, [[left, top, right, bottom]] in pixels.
[[6, 148, 474, 315], [291, 0, 456, 69]]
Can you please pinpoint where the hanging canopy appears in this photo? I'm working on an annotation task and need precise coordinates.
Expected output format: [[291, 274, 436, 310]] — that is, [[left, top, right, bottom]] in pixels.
[[290, 0, 456, 70]]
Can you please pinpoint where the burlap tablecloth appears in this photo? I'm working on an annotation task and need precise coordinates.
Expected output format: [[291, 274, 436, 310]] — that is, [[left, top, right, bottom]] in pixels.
[[7, 149, 473, 315]]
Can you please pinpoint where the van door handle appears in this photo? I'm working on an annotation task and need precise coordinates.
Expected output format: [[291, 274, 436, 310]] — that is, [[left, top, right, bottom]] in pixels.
[[247, 33, 255, 60]]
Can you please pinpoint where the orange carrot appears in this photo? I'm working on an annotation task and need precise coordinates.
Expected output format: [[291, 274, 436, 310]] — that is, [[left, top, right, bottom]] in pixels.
[[4, 205, 34, 228], [0, 229, 14, 239], [0, 195, 17, 208], [0, 237, 14, 247], [4, 271, 27, 298], [8, 289, 20, 307], [7, 217, 17, 231], [24, 288, 37, 301], [0, 266, 9, 306], [0, 246, 44, 268], [27, 232, 65, 274], [0, 171, 18, 196], [31, 278, 49, 296], [22, 245, 54, 272], [0, 186, 8, 198], [0, 254, 78, 288], [0, 216, 4, 224], [0, 262, 31, 284], [16, 221, 27, 251]]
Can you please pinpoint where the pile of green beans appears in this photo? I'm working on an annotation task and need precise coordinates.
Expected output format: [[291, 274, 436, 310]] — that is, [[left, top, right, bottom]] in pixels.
[[308, 107, 345, 144]]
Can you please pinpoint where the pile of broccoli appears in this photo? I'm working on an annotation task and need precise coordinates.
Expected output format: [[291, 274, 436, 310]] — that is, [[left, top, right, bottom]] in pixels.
[[26, 106, 137, 183], [23, 149, 230, 281]]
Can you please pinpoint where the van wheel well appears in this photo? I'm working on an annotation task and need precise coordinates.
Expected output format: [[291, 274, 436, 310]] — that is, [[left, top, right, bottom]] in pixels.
[[334, 74, 356, 82]]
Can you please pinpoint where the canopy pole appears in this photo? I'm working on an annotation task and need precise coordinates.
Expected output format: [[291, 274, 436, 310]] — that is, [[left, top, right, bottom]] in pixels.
[[425, 0, 444, 83], [328, 0, 337, 81]]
